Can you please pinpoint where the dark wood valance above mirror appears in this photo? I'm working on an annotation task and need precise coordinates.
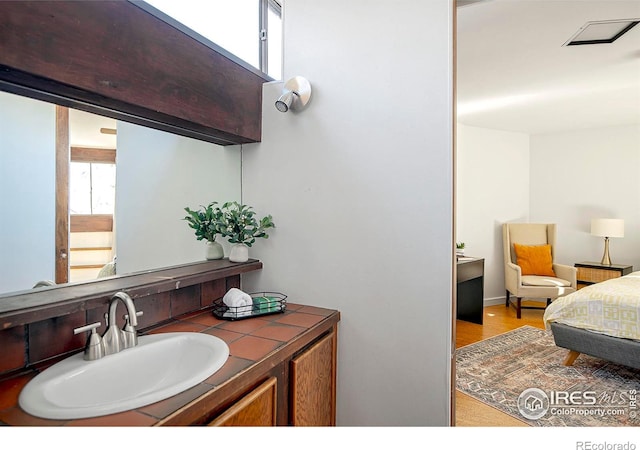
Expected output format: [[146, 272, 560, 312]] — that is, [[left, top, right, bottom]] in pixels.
[[0, 1, 268, 146]]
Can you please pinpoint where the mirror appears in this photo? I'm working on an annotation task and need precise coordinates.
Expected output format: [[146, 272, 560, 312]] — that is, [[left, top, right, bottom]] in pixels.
[[0, 90, 242, 297]]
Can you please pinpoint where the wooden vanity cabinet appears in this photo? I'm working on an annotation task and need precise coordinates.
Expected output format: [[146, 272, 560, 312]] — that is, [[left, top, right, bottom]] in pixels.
[[208, 377, 277, 426], [290, 331, 337, 426], [205, 326, 337, 427]]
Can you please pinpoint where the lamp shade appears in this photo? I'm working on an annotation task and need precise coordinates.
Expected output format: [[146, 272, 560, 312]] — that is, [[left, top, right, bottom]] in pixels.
[[591, 218, 624, 238]]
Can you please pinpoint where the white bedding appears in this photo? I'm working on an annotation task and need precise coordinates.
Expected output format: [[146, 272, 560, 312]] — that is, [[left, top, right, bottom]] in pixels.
[[543, 271, 640, 340]]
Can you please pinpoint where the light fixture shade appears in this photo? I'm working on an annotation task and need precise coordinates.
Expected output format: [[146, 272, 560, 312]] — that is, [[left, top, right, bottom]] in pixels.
[[275, 90, 295, 112], [591, 218, 624, 238]]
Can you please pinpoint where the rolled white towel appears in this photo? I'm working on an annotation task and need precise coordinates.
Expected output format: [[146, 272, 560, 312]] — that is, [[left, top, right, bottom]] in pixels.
[[223, 288, 253, 317]]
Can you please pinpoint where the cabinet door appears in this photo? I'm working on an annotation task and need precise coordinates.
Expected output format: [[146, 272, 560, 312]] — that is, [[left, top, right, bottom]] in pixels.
[[290, 331, 336, 426], [208, 377, 277, 426]]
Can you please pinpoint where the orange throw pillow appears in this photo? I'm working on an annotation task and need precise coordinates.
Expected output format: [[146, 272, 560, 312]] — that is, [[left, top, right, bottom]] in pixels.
[[513, 243, 556, 277]]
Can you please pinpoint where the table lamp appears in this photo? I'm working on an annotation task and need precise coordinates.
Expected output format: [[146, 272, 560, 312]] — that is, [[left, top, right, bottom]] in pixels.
[[590, 218, 624, 265]]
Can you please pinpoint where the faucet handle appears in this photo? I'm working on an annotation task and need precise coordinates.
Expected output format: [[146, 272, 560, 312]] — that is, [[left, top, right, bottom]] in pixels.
[[74, 322, 104, 361], [123, 310, 144, 321], [122, 311, 143, 349], [73, 322, 101, 336]]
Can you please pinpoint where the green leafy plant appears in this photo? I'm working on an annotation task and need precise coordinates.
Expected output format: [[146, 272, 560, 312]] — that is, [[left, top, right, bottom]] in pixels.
[[183, 202, 224, 242], [456, 242, 465, 249], [217, 201, 275, 247]]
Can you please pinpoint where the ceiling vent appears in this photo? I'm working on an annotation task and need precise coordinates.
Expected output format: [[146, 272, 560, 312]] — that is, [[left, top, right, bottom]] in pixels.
[[564, 19, 639, 46]]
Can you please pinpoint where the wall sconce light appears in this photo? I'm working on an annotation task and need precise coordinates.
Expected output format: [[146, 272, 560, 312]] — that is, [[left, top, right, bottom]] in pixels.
[[275, 76, 312, 113], [591, 218, 624, 265]]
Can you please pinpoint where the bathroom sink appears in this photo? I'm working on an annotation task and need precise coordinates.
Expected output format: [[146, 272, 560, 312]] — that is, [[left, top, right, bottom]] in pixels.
[[19, 332, 229, 420]]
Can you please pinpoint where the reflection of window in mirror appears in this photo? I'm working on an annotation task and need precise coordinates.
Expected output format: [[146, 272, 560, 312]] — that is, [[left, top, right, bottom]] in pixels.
[[69, 162, 116, 215], [69, 161, 116, 214], [144, 0, 282, 80]]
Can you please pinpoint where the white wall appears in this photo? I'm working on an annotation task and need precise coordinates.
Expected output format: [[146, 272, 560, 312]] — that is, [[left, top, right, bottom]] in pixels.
[[241, 0, 454, 426], [115, 122, 241, 274], [530, 125, 640, 271], [0, 92, 56, 293], [456, 124, 530, 302], [456, 123, 640, 305]]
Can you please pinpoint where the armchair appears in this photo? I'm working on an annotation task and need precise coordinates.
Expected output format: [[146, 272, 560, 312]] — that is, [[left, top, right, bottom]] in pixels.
[[503, 223, 577, 318]]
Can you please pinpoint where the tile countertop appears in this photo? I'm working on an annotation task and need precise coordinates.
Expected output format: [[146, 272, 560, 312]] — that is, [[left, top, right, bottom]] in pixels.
[[0, 303, 340, 426]]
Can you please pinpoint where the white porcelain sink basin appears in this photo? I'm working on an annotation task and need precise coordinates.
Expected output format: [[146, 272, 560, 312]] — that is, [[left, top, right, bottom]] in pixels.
[[19, 332, 229, 420]]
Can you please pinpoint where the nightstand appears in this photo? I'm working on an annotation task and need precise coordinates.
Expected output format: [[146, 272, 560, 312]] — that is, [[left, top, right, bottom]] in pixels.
[[457, 257, 484, 324], [575, 261, 633, 289]]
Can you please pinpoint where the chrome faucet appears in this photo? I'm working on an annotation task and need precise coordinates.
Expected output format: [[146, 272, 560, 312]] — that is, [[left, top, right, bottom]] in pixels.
[[73, 291, 143, 361], [102, 292, 140, 356]]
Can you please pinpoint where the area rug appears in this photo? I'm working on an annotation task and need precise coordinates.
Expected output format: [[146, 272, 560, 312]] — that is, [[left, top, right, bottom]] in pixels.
[[456, 325, 640, 426]]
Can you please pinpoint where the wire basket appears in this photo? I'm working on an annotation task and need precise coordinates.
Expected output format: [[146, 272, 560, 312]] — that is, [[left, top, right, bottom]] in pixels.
[[212, 291, 287, 321]]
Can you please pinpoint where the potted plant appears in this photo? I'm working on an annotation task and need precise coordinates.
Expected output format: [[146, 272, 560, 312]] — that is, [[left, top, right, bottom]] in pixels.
[[217, 201, 275, 262], [456, 242, 465, 256], [183, 202, 225, 260]]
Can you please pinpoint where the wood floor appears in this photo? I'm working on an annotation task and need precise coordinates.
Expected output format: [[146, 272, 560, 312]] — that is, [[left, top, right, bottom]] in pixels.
[[454, 301, 548, 427]]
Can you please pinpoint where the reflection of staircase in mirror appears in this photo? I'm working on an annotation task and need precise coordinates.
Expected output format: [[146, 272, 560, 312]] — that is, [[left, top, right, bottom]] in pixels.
[[69, 214, 115, 282]]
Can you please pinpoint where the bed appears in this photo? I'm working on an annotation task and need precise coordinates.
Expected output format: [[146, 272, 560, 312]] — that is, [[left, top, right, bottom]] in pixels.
[[543, 271, 640, 369]]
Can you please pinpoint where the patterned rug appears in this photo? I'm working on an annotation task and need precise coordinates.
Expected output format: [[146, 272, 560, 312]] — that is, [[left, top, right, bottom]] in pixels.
[[456, 325, 640, 426]]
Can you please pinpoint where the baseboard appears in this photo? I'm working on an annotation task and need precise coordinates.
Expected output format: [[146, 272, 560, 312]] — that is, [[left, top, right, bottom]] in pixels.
[[484, 296, 505, 307]]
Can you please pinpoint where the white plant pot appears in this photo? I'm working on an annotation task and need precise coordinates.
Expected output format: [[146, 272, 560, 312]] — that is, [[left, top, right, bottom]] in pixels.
[[229, 243, 249, 263], [205, 241, 224, 260]]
